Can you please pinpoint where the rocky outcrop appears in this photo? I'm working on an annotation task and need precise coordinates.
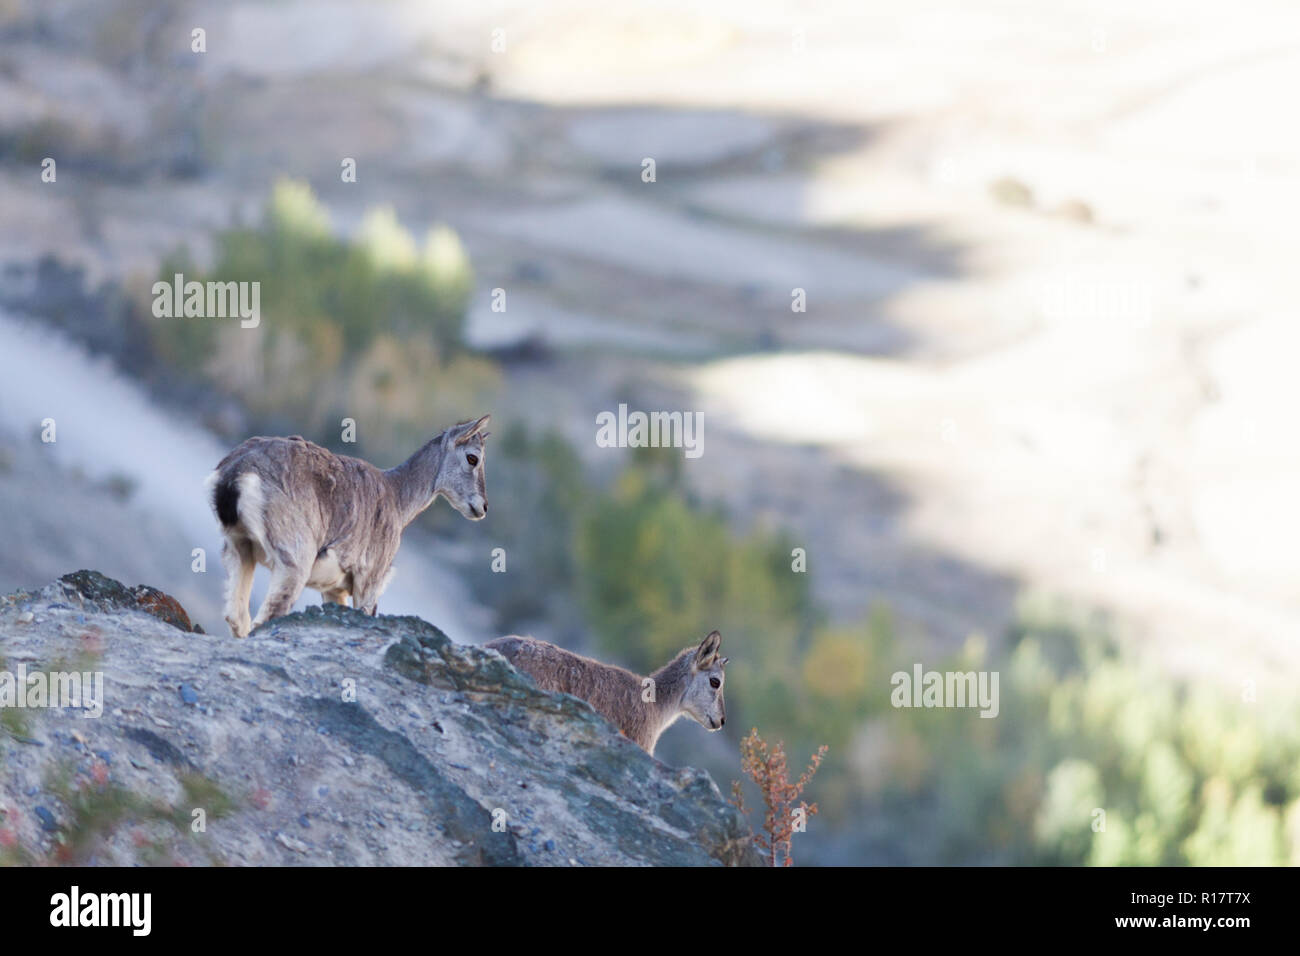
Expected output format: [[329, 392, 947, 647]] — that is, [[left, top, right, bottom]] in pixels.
[[0, 572, 761, 866]]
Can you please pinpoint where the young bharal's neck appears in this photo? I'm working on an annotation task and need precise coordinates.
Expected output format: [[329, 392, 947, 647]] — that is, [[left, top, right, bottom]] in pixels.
[[647, 712, 683, 755], [386, 436, 447, 526]]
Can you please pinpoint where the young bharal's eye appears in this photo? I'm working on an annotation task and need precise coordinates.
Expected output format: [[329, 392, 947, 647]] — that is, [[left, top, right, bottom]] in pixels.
[[466, 454, 479, 467], [709, 677, 721, 689]]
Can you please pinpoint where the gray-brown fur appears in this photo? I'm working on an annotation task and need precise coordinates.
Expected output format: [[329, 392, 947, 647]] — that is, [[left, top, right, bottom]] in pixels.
[[485, 631, 727, 755], [207, 415, 490, 637]]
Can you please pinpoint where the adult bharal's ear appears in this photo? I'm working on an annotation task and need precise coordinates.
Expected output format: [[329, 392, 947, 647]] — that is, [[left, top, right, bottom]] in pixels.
[[695, 630, 722, 667], [455, 414, 491, 446]]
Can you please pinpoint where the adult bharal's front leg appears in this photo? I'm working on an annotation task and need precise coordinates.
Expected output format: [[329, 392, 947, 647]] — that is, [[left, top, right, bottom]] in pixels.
[[351, 579, 379, 617], [352, 566, 392, 617]]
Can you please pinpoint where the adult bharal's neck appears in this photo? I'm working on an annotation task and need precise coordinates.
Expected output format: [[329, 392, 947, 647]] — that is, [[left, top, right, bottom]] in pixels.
[[387, 437, 444, 525]]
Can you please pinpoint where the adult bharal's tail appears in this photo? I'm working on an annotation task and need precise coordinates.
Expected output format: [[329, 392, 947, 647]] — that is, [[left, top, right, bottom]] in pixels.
[[205, 469, 267, 543], [212, 472, 241, 527]]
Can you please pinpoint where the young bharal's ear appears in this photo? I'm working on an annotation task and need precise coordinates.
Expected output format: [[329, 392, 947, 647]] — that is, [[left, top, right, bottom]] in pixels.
[[695, 630, 722, 667], [454, 414, 491, 446]]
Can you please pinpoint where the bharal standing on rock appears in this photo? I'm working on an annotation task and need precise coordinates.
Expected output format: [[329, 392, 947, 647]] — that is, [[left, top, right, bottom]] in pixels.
[[206, 415, 490, 638], [486, 631, 727, 756]]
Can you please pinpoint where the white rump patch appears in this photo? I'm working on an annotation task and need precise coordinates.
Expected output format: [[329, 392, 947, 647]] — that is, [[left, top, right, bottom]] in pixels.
[[203, 470, 221, 518], [236, 472, 271, 558]]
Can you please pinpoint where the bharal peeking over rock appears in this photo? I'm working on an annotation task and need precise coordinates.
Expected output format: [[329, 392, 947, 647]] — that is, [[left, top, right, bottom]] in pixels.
[[206, 415, 490, 638], [485, 631, 727, 756]]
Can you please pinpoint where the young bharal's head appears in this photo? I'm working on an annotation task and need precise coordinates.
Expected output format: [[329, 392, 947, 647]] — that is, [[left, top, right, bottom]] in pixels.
[[439, 414, 491, 520], [681, 631, 727, 731]]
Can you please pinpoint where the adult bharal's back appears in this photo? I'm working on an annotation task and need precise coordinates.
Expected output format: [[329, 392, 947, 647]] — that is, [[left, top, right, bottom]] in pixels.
[[486, 631, 727, 756], [206, 415, 490, 637], [217, 436, 394, 555]]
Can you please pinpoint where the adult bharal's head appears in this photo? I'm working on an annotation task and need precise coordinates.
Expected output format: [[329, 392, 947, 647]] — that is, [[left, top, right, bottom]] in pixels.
[[439, 414, 491, 520], [681, 630, 727, 731]]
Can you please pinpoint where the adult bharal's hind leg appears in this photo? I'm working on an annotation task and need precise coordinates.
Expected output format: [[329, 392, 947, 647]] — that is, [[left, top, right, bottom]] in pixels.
[[251, 557, 310, 632], [221, 538, 256, 638]]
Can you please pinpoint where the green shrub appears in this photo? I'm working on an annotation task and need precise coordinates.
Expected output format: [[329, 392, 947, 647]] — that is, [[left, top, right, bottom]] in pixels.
[[148, 179, 475, 452], [576, 462, 813, 673], [867, 599, 1300, 865]]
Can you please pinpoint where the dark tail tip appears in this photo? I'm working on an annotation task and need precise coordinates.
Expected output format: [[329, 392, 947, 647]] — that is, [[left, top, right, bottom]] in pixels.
[[213, 475, 241, 527]]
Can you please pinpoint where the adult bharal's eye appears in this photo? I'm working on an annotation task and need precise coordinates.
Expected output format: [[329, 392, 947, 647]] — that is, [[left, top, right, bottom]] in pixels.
[[710, 677, 720, 689], [466, 454, 478, 467]]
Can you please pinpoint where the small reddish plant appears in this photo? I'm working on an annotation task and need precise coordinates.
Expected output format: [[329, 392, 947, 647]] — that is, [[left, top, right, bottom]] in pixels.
[[731, 727, 828, 867]]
